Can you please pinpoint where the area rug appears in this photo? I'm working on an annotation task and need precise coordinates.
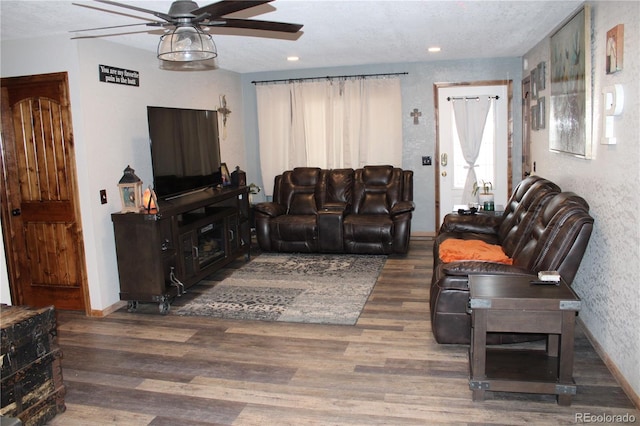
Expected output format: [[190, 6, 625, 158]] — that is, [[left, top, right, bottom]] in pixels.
[[174, 253, 386, 325]]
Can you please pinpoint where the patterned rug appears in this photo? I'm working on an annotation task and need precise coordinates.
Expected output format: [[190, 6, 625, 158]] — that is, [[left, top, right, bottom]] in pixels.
[[174, 253, 386, 325]]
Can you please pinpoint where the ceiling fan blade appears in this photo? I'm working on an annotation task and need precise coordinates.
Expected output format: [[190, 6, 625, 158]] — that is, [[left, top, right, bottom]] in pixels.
[[194, 0, 273, 19], [93, 0, 172, 22], [205, 18, 302, 33], [70, 22, 163, 33], [70, 28, 165, 40], [73, 2, 162, 22]]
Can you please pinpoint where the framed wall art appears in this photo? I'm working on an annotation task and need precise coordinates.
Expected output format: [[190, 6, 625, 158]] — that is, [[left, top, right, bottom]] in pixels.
[[549, 5, 592, 158], [537, 61, 546, 90], [538, 97, 546, 129], [606, 24, 624, 74]]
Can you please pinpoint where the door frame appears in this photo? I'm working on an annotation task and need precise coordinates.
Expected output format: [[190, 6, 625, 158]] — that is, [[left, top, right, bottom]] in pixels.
[[522, 75, 533, 178], [433, 80, 514, 229]]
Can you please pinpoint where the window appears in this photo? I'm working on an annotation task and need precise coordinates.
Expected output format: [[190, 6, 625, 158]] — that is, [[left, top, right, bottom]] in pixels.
[[452, 102, 495, 189]]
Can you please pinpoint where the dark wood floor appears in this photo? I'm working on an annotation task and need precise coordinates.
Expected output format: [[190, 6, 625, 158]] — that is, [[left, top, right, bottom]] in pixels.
[[51, 238, 638, 425]]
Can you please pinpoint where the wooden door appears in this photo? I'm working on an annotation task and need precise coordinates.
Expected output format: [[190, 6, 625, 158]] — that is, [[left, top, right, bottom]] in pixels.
[[1, 72, 89, 312]]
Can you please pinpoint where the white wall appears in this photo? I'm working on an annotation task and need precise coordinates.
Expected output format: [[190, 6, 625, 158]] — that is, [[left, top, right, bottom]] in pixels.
[[1, 35, 245, 312], [1, 34, 84, 306], [523, 1, 640, 398]]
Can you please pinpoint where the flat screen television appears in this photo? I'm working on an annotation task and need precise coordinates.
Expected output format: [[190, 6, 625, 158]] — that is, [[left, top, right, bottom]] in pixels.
[[147, 106, 222, 199]]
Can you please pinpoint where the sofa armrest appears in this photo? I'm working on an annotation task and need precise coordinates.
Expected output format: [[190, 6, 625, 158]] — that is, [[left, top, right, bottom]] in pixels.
[[253, 202, 286, 218], [318, 209, 344, 252], [443, 260, 531, 276], [391, 200, 415, 216], [439, 213, 501, 234]]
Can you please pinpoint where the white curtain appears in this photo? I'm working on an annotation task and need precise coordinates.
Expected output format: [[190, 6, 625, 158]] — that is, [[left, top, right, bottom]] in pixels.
[[256, 83, 293, 194], [452, 98, 492, 204], [256, 77, 402, 195]]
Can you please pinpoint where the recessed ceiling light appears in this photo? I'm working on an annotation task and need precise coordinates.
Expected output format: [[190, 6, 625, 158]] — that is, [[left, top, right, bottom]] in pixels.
[[428, 47, 441, 53], [287, 56, 299, 62]]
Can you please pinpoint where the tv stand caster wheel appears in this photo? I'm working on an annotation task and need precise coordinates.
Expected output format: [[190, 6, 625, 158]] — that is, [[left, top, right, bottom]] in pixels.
[[127, 301, 138, 312], [159, 300, 171, 315]]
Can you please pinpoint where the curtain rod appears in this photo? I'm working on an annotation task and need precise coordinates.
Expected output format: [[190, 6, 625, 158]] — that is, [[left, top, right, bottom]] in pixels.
[[251, 72, 408, 85], [447, 95, 500, 101]]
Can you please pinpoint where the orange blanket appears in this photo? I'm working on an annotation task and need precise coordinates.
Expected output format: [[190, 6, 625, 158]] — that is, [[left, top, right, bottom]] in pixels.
[[439, 239, 513, 264]]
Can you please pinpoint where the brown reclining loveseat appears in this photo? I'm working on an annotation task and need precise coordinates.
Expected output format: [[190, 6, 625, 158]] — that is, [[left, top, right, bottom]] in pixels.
[[430, 175, 594, 344], [253, 165, 415, 254]]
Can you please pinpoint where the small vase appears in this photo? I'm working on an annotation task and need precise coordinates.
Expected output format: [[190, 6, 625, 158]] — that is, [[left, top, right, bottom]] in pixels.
[[478, 193, 494, 210]]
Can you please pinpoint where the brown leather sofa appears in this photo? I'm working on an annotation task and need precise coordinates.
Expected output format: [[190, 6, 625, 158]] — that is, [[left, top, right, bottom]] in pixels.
[[253, 165, 415, 254], [430, 175, 594, 344]]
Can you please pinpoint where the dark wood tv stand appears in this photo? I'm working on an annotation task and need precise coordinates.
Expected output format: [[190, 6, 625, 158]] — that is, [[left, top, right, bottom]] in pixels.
[[111, 185, 250, 314]]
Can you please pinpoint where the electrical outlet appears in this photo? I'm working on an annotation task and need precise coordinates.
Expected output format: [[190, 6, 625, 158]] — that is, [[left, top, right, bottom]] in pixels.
[[422, 156, 432, 166], [100, 189, 107, 204]]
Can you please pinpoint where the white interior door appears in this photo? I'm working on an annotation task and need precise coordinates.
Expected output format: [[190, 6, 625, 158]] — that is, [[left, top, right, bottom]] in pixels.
[[437, 84, 509, 227]]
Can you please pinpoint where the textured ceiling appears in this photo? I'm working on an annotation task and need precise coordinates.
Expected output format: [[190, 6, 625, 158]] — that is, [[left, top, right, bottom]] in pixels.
[[1, 0, 583, 73]]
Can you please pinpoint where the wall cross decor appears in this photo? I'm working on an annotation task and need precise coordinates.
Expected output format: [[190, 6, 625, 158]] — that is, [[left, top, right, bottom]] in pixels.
[[217, 95, 232, 127], [410, 108, 422, 125]]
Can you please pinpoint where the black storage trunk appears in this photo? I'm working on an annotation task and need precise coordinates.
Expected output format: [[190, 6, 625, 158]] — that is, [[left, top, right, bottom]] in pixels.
[[1, 305, 66, 425]]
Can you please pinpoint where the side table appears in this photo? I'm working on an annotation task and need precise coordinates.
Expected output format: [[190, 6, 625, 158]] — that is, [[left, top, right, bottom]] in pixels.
[[468, 274, 581, 406]]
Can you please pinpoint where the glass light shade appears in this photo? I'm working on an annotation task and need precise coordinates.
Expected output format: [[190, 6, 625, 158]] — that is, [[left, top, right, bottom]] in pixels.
[[159, 58, 219, 71], [157, 26, 217, 62]]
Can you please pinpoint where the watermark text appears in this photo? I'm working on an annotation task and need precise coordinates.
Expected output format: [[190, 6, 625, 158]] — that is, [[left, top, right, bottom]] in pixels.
[[575, 412, 636, 423]]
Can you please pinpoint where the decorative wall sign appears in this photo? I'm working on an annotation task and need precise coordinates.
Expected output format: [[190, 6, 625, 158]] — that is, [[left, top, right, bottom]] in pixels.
[[549, 5, 592, 158], [606, 24, 624, 74], [99, 64, 140, 87]]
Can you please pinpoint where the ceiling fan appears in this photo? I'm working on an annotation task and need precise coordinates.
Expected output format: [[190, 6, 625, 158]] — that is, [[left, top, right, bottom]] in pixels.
[[72, 0, 303, 64]]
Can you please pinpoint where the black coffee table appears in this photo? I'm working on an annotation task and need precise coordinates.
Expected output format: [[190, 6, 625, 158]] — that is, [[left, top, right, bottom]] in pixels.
[[468, 274, 581, 406]]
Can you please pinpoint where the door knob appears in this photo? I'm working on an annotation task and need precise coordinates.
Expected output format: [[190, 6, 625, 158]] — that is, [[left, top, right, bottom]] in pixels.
[[11, 208, 21, 216], [441, 171, 447, 177]]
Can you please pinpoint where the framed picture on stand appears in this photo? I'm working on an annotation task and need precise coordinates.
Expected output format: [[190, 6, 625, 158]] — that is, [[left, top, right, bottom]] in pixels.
[[220, 163, 231, 186]]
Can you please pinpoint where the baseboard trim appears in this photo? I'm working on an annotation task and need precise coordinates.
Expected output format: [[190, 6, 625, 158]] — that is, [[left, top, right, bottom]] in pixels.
[[90, 300, 126, 317], [411, 232, 436, 239], [578, 317, 640, 409]]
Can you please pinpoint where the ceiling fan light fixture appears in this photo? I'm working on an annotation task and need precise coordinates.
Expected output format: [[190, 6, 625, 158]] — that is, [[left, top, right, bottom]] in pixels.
[[159, 58, 219, 71], [157, 25, 217, 62]]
